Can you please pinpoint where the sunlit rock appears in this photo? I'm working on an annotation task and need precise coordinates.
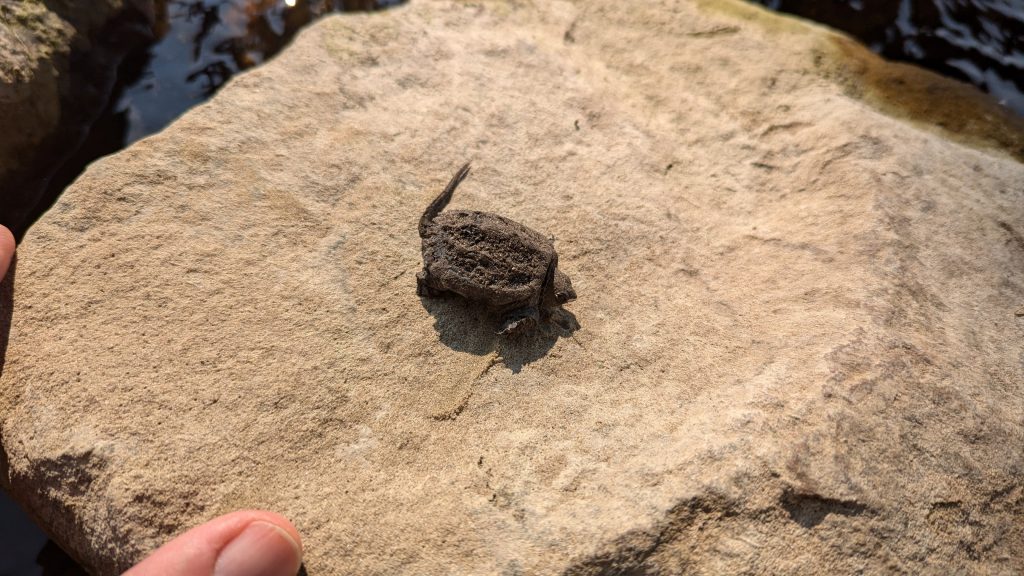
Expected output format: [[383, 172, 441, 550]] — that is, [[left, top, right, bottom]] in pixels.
[[1, 1, 1022, 573]]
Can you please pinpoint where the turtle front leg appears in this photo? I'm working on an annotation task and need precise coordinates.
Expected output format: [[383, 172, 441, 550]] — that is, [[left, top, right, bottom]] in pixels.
[[498, 307, 540, 335], [417, 270, 444, 297]]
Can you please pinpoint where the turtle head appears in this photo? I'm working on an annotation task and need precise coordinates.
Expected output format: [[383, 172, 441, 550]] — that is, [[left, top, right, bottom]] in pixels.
[[552, 270, 576, 305]]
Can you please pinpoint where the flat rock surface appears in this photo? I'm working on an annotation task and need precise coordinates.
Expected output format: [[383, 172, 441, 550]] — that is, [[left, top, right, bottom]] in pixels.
[[2, 1, 1023, 573]]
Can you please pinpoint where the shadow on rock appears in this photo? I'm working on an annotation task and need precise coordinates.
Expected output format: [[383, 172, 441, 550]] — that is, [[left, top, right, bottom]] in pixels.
[[420, 296, 499, 356], [497, 308, 579, 373], [420, 296, 579, 373], [0, 257, 15, 380]]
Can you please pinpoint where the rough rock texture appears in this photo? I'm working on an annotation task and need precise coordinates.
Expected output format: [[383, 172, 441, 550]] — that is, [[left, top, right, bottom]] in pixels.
[[2, 0, 1024, 574], [0, 0, 156, 239]]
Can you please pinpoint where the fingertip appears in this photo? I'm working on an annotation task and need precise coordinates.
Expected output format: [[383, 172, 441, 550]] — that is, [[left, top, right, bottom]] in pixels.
[[0, 224, 14, 281], [214, 519, 303, 576], [235, 510, 303, 557], [125, 510, 303, 576]]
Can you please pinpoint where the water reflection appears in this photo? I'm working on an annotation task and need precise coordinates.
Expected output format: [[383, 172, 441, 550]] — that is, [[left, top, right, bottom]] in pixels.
[[754, 0, 1024, 115], [119, 0, 404, 142]]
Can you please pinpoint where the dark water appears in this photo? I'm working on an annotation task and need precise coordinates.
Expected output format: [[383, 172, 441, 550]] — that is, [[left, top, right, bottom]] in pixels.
[[111, 0, 402, 144], [753, 0, 1024, 116], [0, 496, 48, 576]]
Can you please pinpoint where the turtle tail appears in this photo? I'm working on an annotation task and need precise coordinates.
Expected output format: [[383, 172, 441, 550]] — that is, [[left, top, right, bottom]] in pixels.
[[419, 162, 471, 237]]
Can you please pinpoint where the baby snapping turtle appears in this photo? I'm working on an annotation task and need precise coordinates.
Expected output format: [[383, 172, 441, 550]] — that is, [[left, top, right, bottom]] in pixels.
[[417, 163, 576, 334]]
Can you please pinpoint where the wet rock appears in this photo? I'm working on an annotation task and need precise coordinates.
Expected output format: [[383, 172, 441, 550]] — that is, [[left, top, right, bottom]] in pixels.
[[0, 0, 157, 239], [1, 0, 1022, 574]]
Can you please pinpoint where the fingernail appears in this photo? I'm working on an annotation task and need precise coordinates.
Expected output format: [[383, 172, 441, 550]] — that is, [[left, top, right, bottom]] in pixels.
[[214, 520, 302, 576]]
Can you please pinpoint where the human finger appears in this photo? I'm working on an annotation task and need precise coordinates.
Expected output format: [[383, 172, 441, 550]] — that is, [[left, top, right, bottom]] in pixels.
[[0, 225, 14, 281], [123, 509, 303, 576]]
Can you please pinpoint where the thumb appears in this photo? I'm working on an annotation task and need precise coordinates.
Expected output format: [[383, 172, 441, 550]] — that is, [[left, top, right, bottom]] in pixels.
[[124, 510, 303, 576]]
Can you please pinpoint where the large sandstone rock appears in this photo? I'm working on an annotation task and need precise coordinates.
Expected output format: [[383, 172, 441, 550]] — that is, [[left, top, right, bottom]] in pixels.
[[0, 0, 156, 239], [2, 0, 1023, 573]]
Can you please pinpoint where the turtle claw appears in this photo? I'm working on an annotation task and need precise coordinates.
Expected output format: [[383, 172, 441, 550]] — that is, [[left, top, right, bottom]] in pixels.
[[498, 309, 539, 335], [417, 270, 443, 297]]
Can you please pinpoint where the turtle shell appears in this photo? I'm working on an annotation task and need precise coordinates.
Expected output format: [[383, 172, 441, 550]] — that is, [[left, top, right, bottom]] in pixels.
[[421, 209, 555, 309]]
